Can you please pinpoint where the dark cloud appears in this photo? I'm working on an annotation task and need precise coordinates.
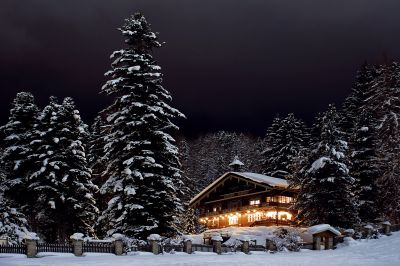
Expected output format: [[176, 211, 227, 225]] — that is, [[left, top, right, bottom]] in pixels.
[[1, 0, 400, 136]]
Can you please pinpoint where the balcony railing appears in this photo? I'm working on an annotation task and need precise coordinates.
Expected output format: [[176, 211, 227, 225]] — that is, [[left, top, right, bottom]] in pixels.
[[201, 202, 294, 217]]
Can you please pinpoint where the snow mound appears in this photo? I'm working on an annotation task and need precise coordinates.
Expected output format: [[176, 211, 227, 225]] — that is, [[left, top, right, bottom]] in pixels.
[[340, 237, 359, 247]]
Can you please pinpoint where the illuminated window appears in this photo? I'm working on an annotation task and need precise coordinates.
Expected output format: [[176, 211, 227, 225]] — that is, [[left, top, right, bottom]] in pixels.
[[264, 211, 293, 220], [265, 211, 277, 219], [249, 199, 260, 206], [247, 212, 262, 222], [266, 196, 294, 203], [228, 215, 238, 225]]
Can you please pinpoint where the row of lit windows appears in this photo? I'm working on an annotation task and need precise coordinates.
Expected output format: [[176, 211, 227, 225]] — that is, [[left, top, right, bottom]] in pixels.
[[249, 196, 294, 206], [210, 196, 294, 213], [266, 196, 294, 204], [201, 211, 293, 225]]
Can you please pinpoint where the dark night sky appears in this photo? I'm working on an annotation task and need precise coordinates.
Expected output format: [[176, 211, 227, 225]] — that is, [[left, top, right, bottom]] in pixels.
[[1, 0, 400, 136]]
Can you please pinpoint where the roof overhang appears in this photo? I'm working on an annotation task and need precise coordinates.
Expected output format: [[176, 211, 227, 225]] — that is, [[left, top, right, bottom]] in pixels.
[[189, 172, 290, 208]]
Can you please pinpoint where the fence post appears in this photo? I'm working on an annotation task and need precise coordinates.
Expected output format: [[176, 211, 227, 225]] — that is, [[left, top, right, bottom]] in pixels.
[[382, 222, 391, 236], [149, 240, 159, 255], [112, 234, 125, 256], [184, 239, 192, 254], [70, 233, 84, 256], [213, 240, 221, 255], [241, 240, 249, 254], [114, 239, 124, 255], [72, 239, 83, 256], [266, 239, 275, 251], [25, 239, 37, 258], [147, 234, 162, 255], [211, 234, 222, 255]]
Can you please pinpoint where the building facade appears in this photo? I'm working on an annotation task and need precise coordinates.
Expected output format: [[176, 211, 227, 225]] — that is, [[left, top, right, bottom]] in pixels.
[[189, 172, 298, 229]]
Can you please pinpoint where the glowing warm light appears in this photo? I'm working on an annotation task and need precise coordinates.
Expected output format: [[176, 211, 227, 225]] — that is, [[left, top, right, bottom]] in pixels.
[[266, 211, 276, 219], [278, 211, 292, 220], [265, 211, 292, 220], [246, 210, 250, 213], [228, 215, 239, 225]]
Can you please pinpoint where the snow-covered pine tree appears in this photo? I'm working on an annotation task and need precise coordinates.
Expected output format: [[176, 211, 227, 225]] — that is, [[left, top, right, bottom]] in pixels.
[[341, 63, 378, 132], [295, 104, 359, 228], [95, 13, 185, 238], [0, 152, 31, 245], [339, 64, 382, 223], [184, 131, 262, 193], [173, 138, 199, 234], [367, 62, 400, 222], [261, 113, 310, 180], [0, 92, 39, 207], [0, 202, 31, 245], [28, 97, 98, 241], [350, 109, 380, 223], [88, 116, 108, 186]]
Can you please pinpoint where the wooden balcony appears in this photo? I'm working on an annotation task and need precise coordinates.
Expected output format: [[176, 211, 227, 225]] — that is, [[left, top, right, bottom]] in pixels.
[[200, 202, 294, 217]]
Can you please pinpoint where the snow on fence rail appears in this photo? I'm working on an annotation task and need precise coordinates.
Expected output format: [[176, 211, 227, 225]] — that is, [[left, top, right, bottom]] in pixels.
[[0, 244, 26, 254]]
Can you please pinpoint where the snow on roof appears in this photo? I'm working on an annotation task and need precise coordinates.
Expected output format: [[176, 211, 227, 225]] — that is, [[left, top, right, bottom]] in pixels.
[[306, 224, 341, 236], [189, 172, 289, 205], [234, 172, 289, 188]]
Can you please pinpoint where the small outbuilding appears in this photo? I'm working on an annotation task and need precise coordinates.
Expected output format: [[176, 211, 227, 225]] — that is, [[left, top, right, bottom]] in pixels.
[[307, 224, 341, 250]]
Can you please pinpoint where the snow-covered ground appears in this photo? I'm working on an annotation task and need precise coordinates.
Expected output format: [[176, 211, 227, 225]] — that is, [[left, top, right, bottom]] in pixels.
[[1, 232, 400, 266]]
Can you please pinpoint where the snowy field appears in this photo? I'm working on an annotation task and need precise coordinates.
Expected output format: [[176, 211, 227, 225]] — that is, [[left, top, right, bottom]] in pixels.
[[1, 232, 400, 266]]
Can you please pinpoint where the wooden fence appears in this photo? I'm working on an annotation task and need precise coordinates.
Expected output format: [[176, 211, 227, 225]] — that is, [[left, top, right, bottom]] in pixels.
[[162, 244, 184, 253], [391, 224, 400, 232], [249, 245, 266, 251], [82, 242, 114, 253], [191, 244, 213, 252], [37, 243, 73, 253], [0, 244, 26, 254]]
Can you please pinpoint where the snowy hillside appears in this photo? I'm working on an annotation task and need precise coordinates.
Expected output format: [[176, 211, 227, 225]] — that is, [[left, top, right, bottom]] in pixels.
[[1, 232, 399, 266]]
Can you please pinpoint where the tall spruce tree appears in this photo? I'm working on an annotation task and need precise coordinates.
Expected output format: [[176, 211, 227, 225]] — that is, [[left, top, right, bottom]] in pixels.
[[0, 92, 39, 207], [295, 105, 358, 228], [261, 113, 310, 180], [28, 97, 98, 241], [95, 13, 185, 238], [369, 62, 400, 222], [349, 109, 380, 222], [340, 64, 382, 223]]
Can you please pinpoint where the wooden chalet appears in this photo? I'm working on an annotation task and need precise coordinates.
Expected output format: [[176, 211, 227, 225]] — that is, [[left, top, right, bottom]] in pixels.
[[189, 172, 298, 229]]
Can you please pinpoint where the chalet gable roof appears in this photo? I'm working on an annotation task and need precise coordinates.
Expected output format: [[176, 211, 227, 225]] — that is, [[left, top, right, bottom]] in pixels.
[[189, 172, 289, 206]]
